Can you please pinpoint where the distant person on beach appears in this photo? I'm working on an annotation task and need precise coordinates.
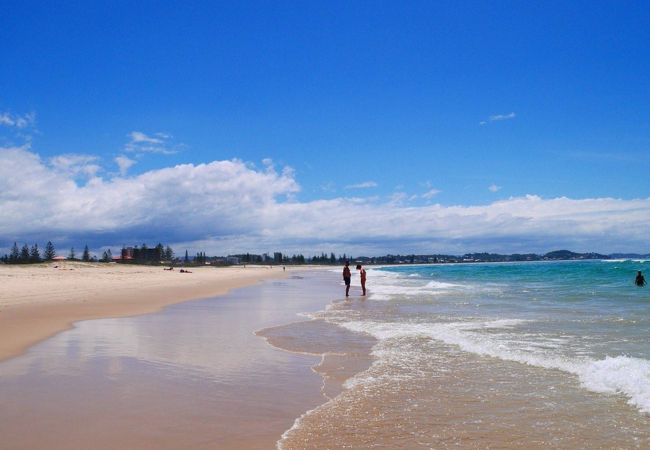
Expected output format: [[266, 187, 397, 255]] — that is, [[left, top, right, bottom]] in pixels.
[[343, 261, 351, 297], [356, 264, 367, 296], [635, 271, 646, 287]]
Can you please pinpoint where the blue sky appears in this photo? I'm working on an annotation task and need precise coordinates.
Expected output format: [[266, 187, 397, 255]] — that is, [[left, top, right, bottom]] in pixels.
[[1, 1, 650, 256]]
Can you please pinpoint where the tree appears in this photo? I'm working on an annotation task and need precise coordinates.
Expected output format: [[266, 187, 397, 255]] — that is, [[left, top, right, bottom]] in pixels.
[[20, 244, 30, 263], [82, 245, 90, 262], [30, 244, 41, 263], [155, 243, 164, 261], [68, 247, 76, 260], [184, 250, 189, 263], [44, 241, 56, 261], [164, 246, 173, 261], [9, 242, 19, 263], [101, 249, 113, 263]]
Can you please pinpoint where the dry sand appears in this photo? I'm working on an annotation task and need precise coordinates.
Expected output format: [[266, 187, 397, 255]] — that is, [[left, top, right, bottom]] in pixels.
[[0, 261, 289, 362]]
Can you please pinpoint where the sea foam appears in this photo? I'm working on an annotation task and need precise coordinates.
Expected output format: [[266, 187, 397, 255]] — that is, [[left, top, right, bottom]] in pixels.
[[338, 318, 650, 414]]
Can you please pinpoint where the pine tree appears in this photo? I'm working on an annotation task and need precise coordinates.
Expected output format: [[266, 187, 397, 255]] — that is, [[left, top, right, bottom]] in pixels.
[[101, 249, 113, 262], [82, 245, 90, 262], [68, 247, 76, 260], [30, 244, 41, 263], [155, 243, 164, 261], [44, 241, 56, 260], [164, 246, 173, 261], [9, 242, 19, 263], [20, 244, 30, 263]]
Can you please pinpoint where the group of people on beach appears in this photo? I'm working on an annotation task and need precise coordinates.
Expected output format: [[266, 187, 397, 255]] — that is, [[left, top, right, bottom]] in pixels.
[[342, 261, 366, 297]]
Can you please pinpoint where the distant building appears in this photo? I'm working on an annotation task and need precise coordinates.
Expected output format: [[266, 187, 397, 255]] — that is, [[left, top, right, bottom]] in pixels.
[[116, 246, 162, 262]]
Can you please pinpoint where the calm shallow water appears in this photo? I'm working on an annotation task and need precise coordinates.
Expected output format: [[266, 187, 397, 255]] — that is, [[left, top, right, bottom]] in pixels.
[[0, 272, 336, 450], [274, 260, 650, 449]]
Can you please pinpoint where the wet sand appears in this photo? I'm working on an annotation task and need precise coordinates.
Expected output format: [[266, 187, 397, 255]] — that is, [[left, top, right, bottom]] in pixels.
[[0, 262, 288, 362], [0, 270, 340, 449], [267, 273, 650, 449], [4, 264, 649, 449]]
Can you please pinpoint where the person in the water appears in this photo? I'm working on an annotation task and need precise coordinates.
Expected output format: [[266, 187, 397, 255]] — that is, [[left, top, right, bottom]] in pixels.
[[635, 271, 646, 287], [343, 261, 351, 297], [356, 264, 367, 296]]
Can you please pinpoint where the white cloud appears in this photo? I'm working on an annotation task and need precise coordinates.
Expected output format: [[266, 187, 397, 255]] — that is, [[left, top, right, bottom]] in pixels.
[[124, 131, 178, 155], [346, 181, 378, 189], [49, 154, 101, 178], [421, 188, 441, 199], [480, 112, 516, 125], [115, 155, 137, 176], [2, 146, 650, 255], [490, 112, 516, 121], [129, 131, 164, 144], [0, 112, 35, 129], [488, 184, 502, 192]]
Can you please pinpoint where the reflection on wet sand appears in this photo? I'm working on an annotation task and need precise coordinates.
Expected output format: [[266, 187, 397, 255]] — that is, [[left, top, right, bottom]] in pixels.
[[0, 273, 339, 450]]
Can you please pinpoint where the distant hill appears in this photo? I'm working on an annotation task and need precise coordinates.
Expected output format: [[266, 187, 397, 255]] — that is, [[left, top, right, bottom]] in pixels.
[[544, 250, 609, 260], [609, 253, 650, 259]]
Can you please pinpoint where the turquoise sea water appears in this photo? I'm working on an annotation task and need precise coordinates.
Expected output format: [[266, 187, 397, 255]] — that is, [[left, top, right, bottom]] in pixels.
[[357, 260, 650, 411], [279, 260, 650, 448]]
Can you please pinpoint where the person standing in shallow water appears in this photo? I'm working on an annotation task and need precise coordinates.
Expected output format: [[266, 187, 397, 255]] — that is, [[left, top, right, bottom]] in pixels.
[[356, 264, 367, 296], [343, 261, 351, 297], [635, 271, 646, 287]]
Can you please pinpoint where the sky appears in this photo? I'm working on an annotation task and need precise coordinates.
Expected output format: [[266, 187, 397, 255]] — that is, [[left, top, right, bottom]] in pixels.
[[1, 1, 650, 257]]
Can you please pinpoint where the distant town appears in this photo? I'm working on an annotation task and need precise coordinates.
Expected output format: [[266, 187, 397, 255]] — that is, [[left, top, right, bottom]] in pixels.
[[1, 242, 648, 266]]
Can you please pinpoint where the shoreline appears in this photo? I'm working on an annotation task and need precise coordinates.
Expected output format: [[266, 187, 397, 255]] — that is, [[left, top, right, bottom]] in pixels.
[[254, 275, 378, 449], [0, 261, 292, 363], [0, 266, 337, 449]]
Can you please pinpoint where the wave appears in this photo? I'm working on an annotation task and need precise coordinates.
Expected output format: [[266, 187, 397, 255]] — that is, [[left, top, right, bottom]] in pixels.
[[339, 318, 650, 414], [604, 259, 650, 263], [367, 269, 464, 301]]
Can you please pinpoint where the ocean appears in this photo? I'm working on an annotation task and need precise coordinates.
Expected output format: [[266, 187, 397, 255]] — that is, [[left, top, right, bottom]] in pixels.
[[272, 260, 650, 449]]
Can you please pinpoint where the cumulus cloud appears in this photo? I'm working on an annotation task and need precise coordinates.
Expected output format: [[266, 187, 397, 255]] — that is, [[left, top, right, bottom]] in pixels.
[[0, 146, 299, 246], [346, 181, 378, 189], [2, 146, 650, 255], [480, 112, 516, 126], [488, 184, 502, 192], [49, 154, 101, 178], [124, 131, 178, 155], [115, 155, 137, 176]]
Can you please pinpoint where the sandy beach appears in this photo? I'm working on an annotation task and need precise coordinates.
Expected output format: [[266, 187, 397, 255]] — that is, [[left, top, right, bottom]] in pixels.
[[3, 262, 650, 449], [0, 261, 288, 362], [0, 267, 339, 449]]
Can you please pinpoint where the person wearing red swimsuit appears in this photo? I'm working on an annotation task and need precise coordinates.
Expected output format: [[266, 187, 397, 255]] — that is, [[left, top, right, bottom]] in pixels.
[[356, 264, 366, 296]]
